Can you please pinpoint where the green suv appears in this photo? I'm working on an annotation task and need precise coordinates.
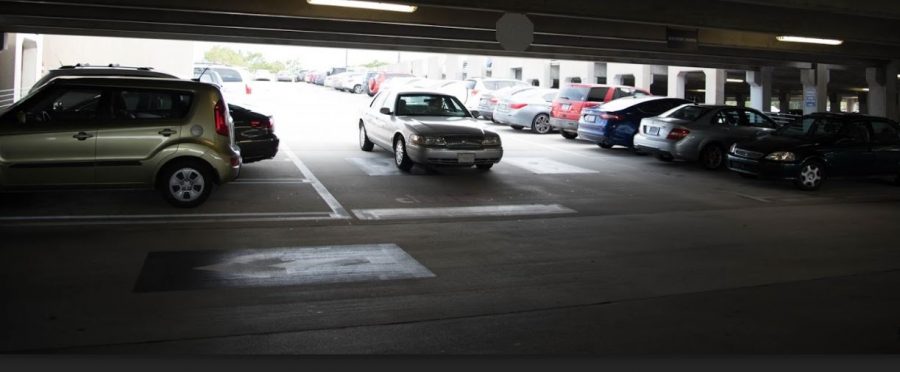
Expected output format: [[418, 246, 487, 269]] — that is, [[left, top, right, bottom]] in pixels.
[[0, 76, 241, 207]]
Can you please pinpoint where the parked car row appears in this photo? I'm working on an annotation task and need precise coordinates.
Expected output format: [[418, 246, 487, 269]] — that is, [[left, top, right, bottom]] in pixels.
[[0, 64, 281, 207]]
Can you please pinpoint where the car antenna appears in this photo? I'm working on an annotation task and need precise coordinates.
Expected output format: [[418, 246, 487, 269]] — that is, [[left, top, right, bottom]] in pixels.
[[194, 66, 212, 83]]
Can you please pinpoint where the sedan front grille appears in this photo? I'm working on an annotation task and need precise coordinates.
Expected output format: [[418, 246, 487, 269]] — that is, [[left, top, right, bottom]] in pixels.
[[445, 137, 484, 150], [732, 148, 765, 159]]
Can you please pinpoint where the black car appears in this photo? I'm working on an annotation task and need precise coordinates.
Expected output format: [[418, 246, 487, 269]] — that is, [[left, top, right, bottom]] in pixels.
[[229, 104, 279, 163], [727, 113, 900, 190]]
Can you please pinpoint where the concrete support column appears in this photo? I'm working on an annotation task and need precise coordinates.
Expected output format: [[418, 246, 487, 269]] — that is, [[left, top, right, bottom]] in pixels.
[[747, 67, 773, 112], [443, 55, 460, 80], [829, 92, 841, 112], [867, 61, 900, 120], [800, 64, 829, 115], [778, 91, 791, 113], [705, 69, 726, 105], [667, 70, 686, 99], [858, 93, 868, 114]]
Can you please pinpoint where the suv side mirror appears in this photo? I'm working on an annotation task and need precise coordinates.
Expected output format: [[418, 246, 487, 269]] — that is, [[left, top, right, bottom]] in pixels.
[[16, 111, 27, 125], [379, 107, 392, 115]]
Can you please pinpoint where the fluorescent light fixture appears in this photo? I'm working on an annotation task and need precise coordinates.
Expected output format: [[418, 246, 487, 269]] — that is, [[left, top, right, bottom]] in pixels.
[[726, 78, 745, 83], [776, 35, 843, 46], [307, 0, 417, 12]]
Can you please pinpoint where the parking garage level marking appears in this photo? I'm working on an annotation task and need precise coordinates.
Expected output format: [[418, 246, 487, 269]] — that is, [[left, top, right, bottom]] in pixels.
[[281, 144, 352, 219], [352, 204, 576, 221], [503, 157, 598, 174], [133, 243, 435, 292]]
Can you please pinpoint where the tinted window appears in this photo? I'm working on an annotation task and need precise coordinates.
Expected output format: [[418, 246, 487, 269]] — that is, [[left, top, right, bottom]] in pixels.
[[587, 87, 609, 102], [395, 94, 468, 117], [637, 99, 686, 116], [612, 88, 634, 100], [112, 89, 193, 120], [21, 87, 103, 124], [741, 110, 775, 128], [713, 109, 742, 126], [665, 105, 712, 121], [558, 86, 589, 101], [212, 68, 243, 83], [829, 121, 870, 144], [870, 120, 900, 144]]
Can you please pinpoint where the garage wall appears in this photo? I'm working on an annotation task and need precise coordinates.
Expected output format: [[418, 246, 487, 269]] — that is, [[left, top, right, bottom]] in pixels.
[[0, 33, 44, 107], [42, 35, 194, 79]]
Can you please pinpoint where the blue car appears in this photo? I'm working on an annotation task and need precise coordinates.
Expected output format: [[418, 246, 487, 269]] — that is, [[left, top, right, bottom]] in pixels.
[[578, 96, 690, 149]]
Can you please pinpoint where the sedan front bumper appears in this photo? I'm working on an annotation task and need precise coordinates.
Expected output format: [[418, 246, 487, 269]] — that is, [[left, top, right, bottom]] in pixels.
[[406, 145, 503, 166], [726, 155, 800, 180]]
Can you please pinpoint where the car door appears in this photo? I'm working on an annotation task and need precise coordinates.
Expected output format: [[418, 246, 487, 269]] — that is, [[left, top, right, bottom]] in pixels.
[[816, 119, 872, 177], [707, 108, 743, 145], [0, 85, 103, 186], [867, 119, 900, 175], [369, 92, 394, 148], [94, 88, 193, 185]]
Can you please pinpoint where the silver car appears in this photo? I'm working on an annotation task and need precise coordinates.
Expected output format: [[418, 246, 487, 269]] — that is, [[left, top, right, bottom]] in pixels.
[[633, 104, 778, 169], [493, 88, 559, 134], [358, 88, 503, 171]]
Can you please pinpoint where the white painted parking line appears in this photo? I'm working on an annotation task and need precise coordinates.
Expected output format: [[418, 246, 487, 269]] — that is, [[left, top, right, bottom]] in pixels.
[[352, 204, 576, 220], [503, 157, 598, 174], [348, 157, 403, 176], [0, 212, 337, 226], [281, 144, 352, 219]]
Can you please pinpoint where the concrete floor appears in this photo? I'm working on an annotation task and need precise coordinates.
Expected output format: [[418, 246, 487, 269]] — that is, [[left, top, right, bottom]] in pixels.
[[1, 82, 899, 354]]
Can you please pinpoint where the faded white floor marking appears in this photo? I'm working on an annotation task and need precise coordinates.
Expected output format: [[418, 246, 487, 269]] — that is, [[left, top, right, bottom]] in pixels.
[[281, 144, 352, 219], [353, 204, 576, 220], [503, 157, 598, 174], [348, 157, 403, 176]]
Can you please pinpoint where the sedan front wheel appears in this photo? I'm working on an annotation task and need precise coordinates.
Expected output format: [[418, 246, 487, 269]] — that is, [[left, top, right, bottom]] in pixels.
[[794, 160, 825, 191], [394, 137, 414, 172]]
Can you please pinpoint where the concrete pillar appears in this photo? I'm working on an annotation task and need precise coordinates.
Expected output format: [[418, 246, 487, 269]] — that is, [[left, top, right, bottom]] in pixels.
[[867, 61, 900, 120], [705, 69, 726, 105], [828, 92, 841, 112], [778, 91, 791, 113], [747, 67, 773, 112], [858, 92, 868, 114], [668, 70, 686, 99], [801, 64, 829, 115], [444, 55, 460, 80]]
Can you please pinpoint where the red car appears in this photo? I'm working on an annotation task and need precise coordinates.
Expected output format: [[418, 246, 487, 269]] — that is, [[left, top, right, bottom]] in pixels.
[[550, 84, 651, 139], [367, 72, 414, 96]]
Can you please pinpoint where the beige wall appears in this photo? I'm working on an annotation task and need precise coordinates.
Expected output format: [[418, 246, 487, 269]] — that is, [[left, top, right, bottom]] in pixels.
[[42, 35, 194, 79]]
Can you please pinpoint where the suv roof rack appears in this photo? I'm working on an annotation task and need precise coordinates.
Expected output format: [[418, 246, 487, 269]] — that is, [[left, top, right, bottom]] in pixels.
[[59, 63, 154, 71]]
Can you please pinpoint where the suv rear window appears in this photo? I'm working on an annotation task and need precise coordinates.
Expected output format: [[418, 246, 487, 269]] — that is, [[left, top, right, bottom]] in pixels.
[[113, 89, 193, 120], [558, 86, 590, 101], [212, 68, 243, 83], [587, 87, 610, 102]]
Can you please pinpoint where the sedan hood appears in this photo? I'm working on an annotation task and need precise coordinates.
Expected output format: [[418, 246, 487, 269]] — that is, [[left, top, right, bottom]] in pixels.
[[736, 134, 815, 153], [403, 117, 491, 137]]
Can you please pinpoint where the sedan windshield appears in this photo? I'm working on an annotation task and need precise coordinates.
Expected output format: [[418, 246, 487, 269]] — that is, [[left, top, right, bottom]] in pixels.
[[395, 94, 470, 117]]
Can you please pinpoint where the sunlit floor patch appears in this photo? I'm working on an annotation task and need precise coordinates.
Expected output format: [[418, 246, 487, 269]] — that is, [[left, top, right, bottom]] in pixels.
[[352, 204, 576, 220], [348, 157, 404, 176], [133, 243, 434, 292], [503, 157, 598, 174]]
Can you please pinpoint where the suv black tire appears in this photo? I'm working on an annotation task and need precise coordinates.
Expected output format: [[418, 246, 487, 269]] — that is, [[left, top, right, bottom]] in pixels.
[[158, 159, 214, 208], [561, 131, 577, 139]]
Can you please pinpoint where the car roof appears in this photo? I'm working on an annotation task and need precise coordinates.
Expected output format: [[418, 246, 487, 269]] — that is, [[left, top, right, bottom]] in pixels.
[[805, 112, 893, 121], [44, 76, 211, 90]]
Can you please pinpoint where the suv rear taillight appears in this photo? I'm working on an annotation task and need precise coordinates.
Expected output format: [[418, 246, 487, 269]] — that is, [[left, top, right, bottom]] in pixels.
[[583, 102, 601, 109], [214, 100, 229, 137], [245, 84, 252, 95], [667, 128, 690, 140]]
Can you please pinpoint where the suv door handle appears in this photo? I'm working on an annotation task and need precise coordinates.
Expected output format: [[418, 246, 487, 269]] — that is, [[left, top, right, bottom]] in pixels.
[[73, 132, 94, 141], [158, 129, 178, 137]]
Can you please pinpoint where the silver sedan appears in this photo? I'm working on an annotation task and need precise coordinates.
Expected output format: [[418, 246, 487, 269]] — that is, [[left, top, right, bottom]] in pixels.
[[358, 88, 503, 171], [493, 88, 559, 134], [633, 104, 778, 169]]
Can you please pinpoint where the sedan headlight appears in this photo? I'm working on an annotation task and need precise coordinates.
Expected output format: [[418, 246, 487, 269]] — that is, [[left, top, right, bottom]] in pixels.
[[729, 143, 737, 154], [765, 151, 796, 162], [410, 135, 447, 146], [482, 136, 501, 146]]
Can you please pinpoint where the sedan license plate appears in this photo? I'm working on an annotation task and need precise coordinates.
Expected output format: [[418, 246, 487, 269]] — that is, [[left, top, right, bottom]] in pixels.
[[458, 153, 476, 164], [562, 104, 571, 111], [583, 115, 596, 123], [647, 126, 660, 136]]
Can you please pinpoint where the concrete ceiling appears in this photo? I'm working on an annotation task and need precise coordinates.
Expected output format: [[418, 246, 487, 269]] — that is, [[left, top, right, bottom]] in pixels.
[[1, 0, 898, 71]]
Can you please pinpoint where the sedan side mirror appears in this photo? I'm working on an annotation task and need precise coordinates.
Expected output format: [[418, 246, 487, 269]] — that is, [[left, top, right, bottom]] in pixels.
[[379, 107, 392, 115], [16, 111, 27, 125]]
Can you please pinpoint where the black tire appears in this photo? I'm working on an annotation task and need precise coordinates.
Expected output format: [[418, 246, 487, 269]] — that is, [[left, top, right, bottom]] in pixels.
[[794, 160, 826, 191], [476, 163, 494, 170], [158, 159, 214, 208], [655, 153, 674, 162], [359, 124, 374, 152], [699, 144, 726, 170], [531, 114, 551, 134], [511, 125, 524, 130], [632, 147, 647, 156], [561, 131, 578, 139], [739, 173, 757, 179], [393, 137, 414, 172], [598, 142, 614, 149], [353, 85, 363, 94]]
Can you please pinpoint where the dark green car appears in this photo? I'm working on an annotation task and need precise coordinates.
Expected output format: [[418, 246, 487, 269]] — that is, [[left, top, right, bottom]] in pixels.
[[727, 113, 900, 190]]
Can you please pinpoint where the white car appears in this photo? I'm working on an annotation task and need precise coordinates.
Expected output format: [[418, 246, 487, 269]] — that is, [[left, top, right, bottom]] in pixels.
[[463, 78, 533, 118], [324, 72, 347, 88], [358, 88, 503, 171], [337, 72, 369, 94], [193, 64, 254, 104]]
